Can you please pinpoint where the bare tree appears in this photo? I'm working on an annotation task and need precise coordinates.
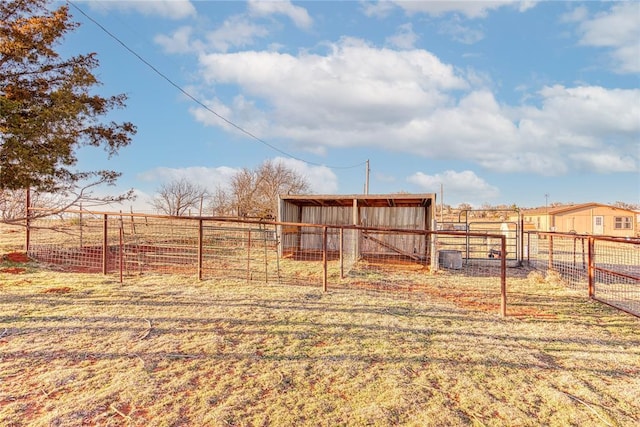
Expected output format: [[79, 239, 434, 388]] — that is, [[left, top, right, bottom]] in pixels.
[[214, 160, 311, 218], [255, 160, 310, 218], [0, 189, 26, 222], [152, 178, 208, 216], [208, 186, 233, 216], [614, 201, 639, 210], [457, 203, 472, 211], [1, 182, 134, 224], [230, 168, 258, 217]]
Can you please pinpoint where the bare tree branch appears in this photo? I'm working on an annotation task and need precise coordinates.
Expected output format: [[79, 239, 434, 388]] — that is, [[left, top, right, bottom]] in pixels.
[[152, 178, 208, 216], [212, 160, 310, 219]]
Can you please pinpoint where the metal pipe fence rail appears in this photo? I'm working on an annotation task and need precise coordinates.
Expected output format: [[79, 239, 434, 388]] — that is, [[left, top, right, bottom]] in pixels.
[[25, 209, 508, 316], [525, 231, 640, 317]]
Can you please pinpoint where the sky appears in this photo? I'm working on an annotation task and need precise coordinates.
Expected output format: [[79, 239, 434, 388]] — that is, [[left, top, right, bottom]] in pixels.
[[59, 0, 640, 212]]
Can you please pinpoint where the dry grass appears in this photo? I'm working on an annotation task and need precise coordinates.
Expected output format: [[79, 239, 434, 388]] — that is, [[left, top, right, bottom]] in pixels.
[[1, 225, 639, 426]]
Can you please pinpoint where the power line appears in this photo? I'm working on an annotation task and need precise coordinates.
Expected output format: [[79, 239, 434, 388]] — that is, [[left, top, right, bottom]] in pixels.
[[66, 1, 366, 170]]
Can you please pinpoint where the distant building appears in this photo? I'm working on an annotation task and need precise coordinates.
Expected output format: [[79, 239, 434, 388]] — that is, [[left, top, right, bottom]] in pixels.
[[516, 203, 637, 237]]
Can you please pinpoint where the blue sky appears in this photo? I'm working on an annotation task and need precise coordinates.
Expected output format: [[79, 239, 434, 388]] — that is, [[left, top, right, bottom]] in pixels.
[[61, 1, 639, 211]]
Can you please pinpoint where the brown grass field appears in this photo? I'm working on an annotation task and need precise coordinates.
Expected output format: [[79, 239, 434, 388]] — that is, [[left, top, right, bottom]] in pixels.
[[1, 223, 639, 426]]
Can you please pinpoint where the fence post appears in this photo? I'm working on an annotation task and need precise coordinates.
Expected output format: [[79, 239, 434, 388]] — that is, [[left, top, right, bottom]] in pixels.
[[198, 219, 203, 281], [119, 216, 124, 284], [79, 204, 83, 248], [548, 234, 554, 271], [339, 227, 344, 279], [247, 228, 252, 283], [102, 214, 108, 275], [25, 187, 30, 252], [519, 214, 524, 264], [588, 237, 594, 298], [430, 228, 438, 273], [262, 223, 268, 284], [500, 236, 507, 317], [322, 226, 328, 292]]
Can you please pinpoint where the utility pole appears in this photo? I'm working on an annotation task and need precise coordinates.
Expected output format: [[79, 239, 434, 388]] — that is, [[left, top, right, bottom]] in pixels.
[[364, 159, 370, 194], [545, 193, 549, 231], [440, 183, 444, 223]]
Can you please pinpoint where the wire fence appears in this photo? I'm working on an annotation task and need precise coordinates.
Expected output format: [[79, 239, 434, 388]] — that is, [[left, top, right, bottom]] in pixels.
[[525, 232, 640, 317], [25, 209, 508, 316], [22, 210, 640, 318]]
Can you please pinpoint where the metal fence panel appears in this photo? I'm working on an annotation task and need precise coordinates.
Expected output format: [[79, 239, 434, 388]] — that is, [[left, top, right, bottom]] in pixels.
[[26, 210, 509, 316], [592, 238, 640, 316], [525, 232, 639, 317]]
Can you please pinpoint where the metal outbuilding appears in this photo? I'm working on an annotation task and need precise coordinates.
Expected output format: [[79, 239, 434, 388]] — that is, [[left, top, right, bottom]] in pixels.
[[277, 193, 436, 262], [278, 193, 435, 227]]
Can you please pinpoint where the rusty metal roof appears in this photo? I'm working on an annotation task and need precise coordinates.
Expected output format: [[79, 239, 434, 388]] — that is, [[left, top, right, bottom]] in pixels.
[[279, 193, 436, 208]]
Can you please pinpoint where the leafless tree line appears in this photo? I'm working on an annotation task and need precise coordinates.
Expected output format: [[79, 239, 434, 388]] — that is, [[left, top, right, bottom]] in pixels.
[[0, 183, 135, 224], [152, 160, 311, 218], [0, 160, 310, 222]]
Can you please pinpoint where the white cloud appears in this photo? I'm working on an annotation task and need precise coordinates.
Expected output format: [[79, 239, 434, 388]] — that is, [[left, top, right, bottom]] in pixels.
[[136, 160, 337, 197], [138, 166, 239, 192], [154, 4, 307, 54], [570, 152, 637, 174], [477, 152, 569, 176], [154, 26, 203, 54], [103, 188, 156, 214], [386, 23, 419, 49], [272, 157, 339, 194], [248, 0, 313, 30], [533, 85, 640, 136], [505, 85, 640, 174], [574, 2, 640, 73], [195, 37, 467, 135], [190, 94, 270, 140], [88, 0, 197, 19], [361, 0, 397, 18], [205, 15, 269, 53], [438, 17, 485, 44], [391, 0, 536, 19], [560, 5, 588, 24], [407, 170, 500, 205], [189, 38, 638, 177]]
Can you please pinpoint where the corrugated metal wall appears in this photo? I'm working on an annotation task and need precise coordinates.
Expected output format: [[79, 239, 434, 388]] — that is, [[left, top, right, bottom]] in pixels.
[[279, 200, 430, 259], [359, 207, 427, 258], [359, 206, 425, 228]]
